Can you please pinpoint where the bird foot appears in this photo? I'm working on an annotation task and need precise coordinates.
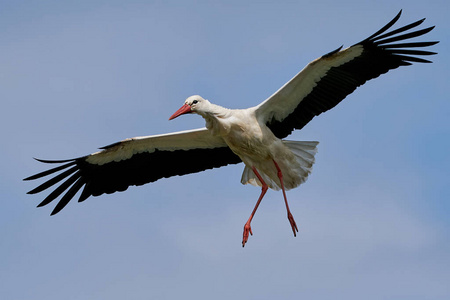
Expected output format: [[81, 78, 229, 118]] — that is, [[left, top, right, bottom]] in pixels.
[[242, 222, 253, 247], [287, 212, 298, 237]]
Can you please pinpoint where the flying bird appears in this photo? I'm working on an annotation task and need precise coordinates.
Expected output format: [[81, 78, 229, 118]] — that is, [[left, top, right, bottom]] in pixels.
[[25, 11, 438, 246]]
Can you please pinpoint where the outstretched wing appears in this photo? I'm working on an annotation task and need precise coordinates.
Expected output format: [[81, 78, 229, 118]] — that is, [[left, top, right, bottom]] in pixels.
[[255, 10, 438, 139], [24, 128, 241, 215]]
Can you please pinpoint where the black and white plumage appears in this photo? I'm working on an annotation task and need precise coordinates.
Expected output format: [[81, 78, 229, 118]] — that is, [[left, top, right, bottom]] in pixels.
[[25, 11, 438, 246]]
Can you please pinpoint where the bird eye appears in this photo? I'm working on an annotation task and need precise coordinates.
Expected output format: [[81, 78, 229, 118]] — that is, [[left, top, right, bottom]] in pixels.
[[192, 100, 198, 104]]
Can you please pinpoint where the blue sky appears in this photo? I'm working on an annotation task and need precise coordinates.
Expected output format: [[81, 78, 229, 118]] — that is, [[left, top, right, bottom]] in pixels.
[[1, 1, 449, 299]]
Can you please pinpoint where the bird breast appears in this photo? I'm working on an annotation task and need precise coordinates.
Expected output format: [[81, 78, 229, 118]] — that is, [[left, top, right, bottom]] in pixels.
[[219, 111, 278, 163]]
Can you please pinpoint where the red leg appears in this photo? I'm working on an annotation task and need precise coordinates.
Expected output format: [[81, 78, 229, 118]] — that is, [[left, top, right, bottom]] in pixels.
[[242, 167, 268, 247], [273, 160, 298, 236]]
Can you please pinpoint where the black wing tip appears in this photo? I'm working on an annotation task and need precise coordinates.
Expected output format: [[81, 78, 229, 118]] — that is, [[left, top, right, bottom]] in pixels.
[[34, 154, 91, 163], [24, 158, 80, 181], [25, 156, 88, 215], [43, 203, 60, 216], [361, 10, 402, 42], [359, 10, 438, 64], [33, 157, 80, 163], [361, 10, 436, 43], [36, 201, 47, 208], [27, 188, 43, 195], [390, 9, 403, 24], [24, 157, 78, 181]]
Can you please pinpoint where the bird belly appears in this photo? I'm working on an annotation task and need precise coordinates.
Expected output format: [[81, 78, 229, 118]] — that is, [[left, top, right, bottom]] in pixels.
[[223, 128, 303, 190], [223, 124, 271, 162]]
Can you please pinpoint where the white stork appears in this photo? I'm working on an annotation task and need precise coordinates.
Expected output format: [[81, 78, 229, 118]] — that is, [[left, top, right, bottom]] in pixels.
[[25, 11, 437, 246]]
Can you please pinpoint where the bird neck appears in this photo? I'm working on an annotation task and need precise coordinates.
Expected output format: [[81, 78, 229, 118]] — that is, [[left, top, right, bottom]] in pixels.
[[198, 103, 232, 136]]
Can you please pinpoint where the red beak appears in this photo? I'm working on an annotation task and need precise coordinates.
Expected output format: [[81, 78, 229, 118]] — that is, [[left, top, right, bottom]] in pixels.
[[169, 104, 192, 120]]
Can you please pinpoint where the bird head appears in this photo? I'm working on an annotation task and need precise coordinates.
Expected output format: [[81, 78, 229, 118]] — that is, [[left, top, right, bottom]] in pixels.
[[169, 95, 208, 120]]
